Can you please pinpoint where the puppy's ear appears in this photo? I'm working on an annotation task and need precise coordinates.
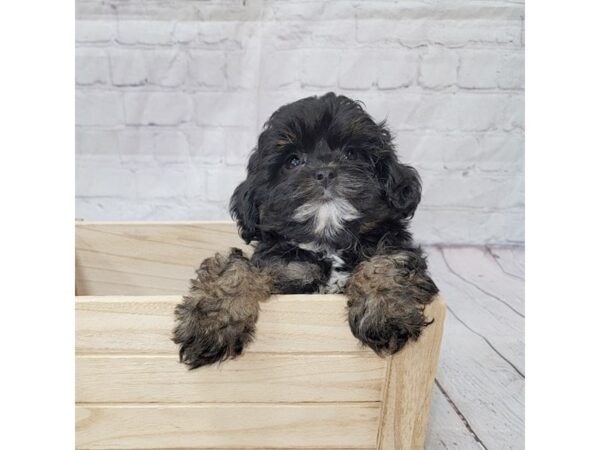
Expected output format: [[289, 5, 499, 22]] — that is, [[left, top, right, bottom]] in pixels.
[[230, 177, 259, 244], [383, 161, 422, 220], [375, 122, 422, 219]]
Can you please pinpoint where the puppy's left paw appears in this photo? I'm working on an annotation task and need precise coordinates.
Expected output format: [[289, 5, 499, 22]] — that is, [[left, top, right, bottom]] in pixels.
[[345, 252, 438, 355]]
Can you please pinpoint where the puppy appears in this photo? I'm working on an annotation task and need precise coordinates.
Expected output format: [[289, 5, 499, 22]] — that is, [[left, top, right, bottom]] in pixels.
[[173, 92, 438, 369]]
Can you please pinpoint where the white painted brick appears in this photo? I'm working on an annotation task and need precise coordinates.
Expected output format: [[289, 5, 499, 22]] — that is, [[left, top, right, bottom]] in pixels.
[[356, 20, 427, 47], [257, 91, 312, 128], [76, 129, 119, 160], [419, 49, 458, 89], [76, 20, 115, 43], [262, 51, 302, 89], [503, 95, 524, 130], [76, 91, 124, 126], [376, 50, 419, 89], [268, 21, 312, 50], [206, 167, 246, 202], [371, 95, 422, 131], [412, 209, 524, 245], [310, 20, 356, 46], [194, 93, 256, 127], [76, 48, 110, 85], [271, 2, 327, 21], [134, 167, 196, 199], [118, 129, 189, 164], [479, 133, 524, 172], [75, 8, 525, 245], [109, 49, 147, 86], [458, 50, 500, 89], [302, 50, 340, 87], [76, 165, 135, 198], [408, 94, 508, 131], [116, 20, 174, 45], [150, 202, 230, 221], [124, 92, 193, 126], [145, 49, 187, 87], [225, 129, 255, 166], [226, 49, 261, 90], [339, 53, 375, 90], [173, 21, 198, 43], [395, 134, 480, 171], [186, 128, 227, 164], [76, 198, 156, 221], [195, 21, 249, 48], [426, 22, 521, 48], [117, 129, 155, 164], [498, 53, 525, 89], [421, 172, 524, 210], [188, 50, 226, 88], [357, 20, 521, 48]]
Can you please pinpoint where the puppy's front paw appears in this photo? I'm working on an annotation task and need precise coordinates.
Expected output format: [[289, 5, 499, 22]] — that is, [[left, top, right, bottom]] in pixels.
[[345, 252, 438, 355], [174, 299, 257, 369], [172, 249, 272, 369]]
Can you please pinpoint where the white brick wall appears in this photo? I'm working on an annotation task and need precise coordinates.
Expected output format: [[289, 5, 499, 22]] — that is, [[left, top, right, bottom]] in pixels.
[[75, 0, 524, 245]]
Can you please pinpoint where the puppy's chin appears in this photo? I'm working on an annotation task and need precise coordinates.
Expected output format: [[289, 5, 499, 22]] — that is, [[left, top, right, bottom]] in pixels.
[[292, 194, 361, 243]]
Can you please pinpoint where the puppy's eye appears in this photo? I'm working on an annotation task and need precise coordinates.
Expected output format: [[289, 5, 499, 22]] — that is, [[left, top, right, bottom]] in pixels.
[[341, 147, 356, 161], [286, 155, 303, 169]]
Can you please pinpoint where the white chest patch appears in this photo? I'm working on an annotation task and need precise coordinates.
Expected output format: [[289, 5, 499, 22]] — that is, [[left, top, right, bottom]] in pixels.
[[293, 199, 361, 239], [298, 243, 350, 294]]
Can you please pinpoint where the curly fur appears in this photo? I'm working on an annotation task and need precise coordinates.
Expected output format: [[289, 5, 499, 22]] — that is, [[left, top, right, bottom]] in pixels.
[[173, 93, 438, 368], [346, 250, 438, 355], [173, 249, 272, 369]]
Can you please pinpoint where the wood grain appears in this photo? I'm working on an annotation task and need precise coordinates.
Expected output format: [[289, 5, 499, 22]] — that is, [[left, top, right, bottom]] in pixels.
[[424, 385, 483, 450], [434, 312, 524, 449], [76, 354, 385, 403], [427, 247, 524, 375], [76, 403, 380, 449], [74, 222, 450, 449], [76, 221, 250, 296], [441, 246, 524, 316], [75, 294, 368, 354], [377, 298, 446, 450]]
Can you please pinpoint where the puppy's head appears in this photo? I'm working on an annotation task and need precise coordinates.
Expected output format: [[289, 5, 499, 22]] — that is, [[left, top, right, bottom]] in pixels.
[[230, 93, 421, 247]]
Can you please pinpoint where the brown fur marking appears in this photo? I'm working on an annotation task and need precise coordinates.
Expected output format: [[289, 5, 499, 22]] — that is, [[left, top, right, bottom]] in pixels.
[[173, 248, 272, 369], [345, 251, 438, 356]]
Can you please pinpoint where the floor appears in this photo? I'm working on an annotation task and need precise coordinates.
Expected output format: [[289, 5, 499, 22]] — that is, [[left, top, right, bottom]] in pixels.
[[423, 246, 524, 450]]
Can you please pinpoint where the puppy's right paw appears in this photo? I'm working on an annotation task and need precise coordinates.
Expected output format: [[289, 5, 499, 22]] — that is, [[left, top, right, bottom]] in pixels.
[[173, 299, 257, 369], [172, 249, 272, 369]]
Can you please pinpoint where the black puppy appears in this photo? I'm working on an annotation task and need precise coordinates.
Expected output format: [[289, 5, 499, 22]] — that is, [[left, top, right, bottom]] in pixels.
[[173, 92, 438, 369]]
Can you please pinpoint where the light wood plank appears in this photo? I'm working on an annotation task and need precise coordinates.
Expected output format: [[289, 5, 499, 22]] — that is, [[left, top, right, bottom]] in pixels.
[[75, 294, 371, 354], [76, 354, 385, 403], [76, 221, 250, 296], [377, 298, 445, 450], [434, 310, 524, 449], [427, 247, 524, 375], [487, 246, 525, 280], [424, 386, 483, 450], [441, 246, 524, 316], [76, 403, 380, 449]]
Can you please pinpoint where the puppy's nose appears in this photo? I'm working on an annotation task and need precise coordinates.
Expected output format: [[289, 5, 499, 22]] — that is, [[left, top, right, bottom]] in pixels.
[[315, 168, 336, 187]]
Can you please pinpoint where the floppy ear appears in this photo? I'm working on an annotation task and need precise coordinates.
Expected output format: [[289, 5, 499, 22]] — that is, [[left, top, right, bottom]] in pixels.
[[383, 160, 422, 220], [230, 177, 259, 243], [374, 121, 422, 220]]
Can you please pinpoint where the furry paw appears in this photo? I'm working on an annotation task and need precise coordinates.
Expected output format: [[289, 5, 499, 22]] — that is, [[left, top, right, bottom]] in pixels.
[[173, 249, 272, 369], [345, 251, 438, 355]]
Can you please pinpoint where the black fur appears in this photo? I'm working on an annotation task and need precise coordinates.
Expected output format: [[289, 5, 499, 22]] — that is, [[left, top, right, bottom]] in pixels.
[[174, 92, 438, 368]]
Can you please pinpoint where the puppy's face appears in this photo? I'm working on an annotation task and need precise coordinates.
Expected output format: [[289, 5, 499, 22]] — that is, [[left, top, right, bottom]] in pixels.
[[231, 93, 421, 248]]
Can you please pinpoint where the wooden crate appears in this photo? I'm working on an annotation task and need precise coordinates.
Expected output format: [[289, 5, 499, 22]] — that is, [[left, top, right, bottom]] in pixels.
[[75, 221, 445, 450]]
